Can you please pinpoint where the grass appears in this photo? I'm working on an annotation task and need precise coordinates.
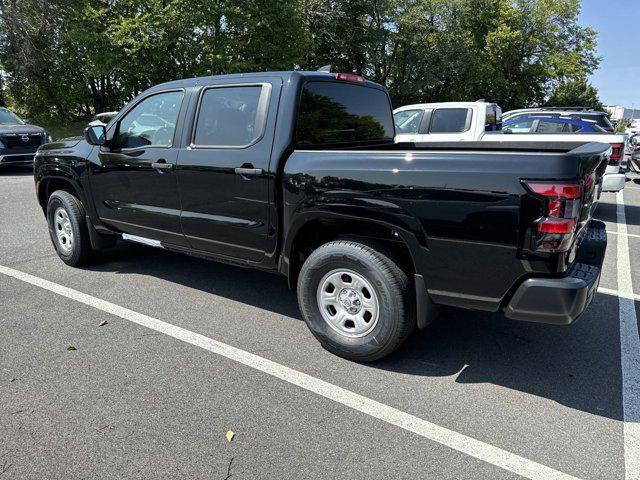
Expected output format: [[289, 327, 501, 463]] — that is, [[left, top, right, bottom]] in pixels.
[[36, 118, 90, 141]]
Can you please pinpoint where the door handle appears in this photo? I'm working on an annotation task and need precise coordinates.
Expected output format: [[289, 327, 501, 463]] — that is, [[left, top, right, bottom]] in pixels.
[[152, 159, 173, 171], [234, 167, 263, 176]]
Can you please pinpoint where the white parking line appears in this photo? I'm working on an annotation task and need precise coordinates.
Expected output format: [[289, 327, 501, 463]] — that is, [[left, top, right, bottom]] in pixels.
[[607, 230, 640, 240], [598, 287, 640, 302], [616, 190, 640, 480], [0, 264, 581, 480]]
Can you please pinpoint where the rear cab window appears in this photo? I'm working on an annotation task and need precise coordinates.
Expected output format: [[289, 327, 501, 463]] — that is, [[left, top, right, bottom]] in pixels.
[[296, 81, 394, 145]]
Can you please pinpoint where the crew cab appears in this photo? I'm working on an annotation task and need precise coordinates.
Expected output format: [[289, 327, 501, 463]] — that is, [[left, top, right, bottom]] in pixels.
[[34, 71, 608, 361], [393, 101, 502, 143], [0, 107, 50, 168]]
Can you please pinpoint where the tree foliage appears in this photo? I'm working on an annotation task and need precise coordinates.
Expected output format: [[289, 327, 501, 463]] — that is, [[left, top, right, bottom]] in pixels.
[[0, 0, 602, 120]]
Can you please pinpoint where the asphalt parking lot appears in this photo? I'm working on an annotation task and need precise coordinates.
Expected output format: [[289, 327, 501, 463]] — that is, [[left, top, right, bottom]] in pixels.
[[1, 166, 639, 480]]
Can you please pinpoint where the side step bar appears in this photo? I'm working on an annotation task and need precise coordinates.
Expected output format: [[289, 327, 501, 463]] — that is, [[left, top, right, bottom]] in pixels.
[[122, 233, 163, 248]]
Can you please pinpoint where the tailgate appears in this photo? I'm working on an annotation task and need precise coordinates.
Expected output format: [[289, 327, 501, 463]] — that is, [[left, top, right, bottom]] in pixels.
[[567, 142, 610, 252]]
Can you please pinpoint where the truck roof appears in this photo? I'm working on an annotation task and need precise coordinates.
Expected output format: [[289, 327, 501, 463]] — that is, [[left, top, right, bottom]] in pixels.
[[150, 71, 387, 92]]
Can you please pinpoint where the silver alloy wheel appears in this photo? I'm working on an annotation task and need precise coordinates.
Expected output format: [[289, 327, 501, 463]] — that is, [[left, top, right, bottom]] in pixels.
[[316, 268, 380, 338], [53, 206, 73, 254]]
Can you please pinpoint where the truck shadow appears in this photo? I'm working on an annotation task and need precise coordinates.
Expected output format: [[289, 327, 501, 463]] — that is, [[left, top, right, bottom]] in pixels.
[[596, 199, 640, 226], [88, 242, 625, 421], [375, 292, 625, 421]]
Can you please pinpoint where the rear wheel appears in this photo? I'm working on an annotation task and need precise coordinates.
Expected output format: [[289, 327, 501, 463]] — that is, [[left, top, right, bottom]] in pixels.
[[297, 240, 415, 361], [46, 190, 95, 266]]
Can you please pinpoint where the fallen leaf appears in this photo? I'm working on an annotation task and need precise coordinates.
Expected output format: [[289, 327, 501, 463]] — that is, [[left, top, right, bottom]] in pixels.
[[99, 320, 108, 327], [67, 345, 77, 351], [226, 430, 235, 443]]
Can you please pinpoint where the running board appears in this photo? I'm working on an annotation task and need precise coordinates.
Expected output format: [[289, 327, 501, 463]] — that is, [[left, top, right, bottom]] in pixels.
[[121, 233, 163, 248]]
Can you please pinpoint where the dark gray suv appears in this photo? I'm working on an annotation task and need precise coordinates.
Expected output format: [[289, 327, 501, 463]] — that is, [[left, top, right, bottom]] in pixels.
[[0, 108, 50, 168]]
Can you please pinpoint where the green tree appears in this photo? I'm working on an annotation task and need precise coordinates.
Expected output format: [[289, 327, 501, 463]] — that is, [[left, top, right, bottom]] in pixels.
[[0, 0, 602, 119], [546, 77, 604, 109]]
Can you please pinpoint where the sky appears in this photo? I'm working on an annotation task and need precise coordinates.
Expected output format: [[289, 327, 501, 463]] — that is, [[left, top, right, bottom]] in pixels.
[[579, 0, 639, 108]]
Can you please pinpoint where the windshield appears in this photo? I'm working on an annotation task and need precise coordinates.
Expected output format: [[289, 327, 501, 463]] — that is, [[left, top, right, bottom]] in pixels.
[[0, 109, 25, 125]]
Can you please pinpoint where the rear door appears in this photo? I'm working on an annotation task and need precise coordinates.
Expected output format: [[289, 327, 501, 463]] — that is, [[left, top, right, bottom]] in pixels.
[[425, 107, 474, 141], [176, 78, 280, 262]]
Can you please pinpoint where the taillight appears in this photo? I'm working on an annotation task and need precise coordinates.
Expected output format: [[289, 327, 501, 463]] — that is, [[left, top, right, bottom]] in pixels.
[[335, 73, 365, 83], [609, 143, 624, 166], [524, 181, 582, 251]]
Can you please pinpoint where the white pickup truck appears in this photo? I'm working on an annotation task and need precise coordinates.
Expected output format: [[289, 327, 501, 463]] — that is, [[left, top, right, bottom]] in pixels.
[[393, 102, 626, 192]]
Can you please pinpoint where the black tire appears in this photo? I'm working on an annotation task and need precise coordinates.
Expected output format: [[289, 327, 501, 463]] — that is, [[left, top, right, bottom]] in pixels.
[[297, 240, 415, 362], [46, 190, 95, 266]]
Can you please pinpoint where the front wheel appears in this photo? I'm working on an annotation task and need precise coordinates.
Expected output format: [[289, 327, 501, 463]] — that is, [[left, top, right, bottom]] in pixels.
[[46, 190, 95, 266], [297, 240, 415, 361]]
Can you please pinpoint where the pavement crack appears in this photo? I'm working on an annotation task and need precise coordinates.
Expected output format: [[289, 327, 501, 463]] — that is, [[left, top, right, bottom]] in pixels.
[[223, 457, 234, 480]]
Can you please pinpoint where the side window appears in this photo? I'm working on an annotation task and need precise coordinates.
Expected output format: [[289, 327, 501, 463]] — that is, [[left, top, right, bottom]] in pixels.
[[116, 91, 184, 149], [193, 85, 270, 147], [430, 108, 470, 133], [394, 109, 423, 134], [505, 119, 534, 133], [568, 123, 583, 132], [535, 120, 569, 133]]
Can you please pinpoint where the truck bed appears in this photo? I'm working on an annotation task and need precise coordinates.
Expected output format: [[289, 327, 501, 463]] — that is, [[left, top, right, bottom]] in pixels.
[[283, 142, 609, 311]]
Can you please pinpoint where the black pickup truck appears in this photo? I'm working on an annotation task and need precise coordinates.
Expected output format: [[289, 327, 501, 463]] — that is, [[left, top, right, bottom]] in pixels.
[[34, 71, 608, 361]]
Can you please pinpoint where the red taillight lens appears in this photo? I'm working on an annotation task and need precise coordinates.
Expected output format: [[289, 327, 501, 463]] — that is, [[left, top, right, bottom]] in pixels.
[[524, 181, 583, 252], [335, 73, 365, 83], [609, 143, 624, 166], [537, 218, 576, 234], [525, 183, 581, 199]]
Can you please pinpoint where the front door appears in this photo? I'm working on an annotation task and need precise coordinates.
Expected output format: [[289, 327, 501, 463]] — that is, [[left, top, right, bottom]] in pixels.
[[177, 79, 280, 262], [89, 89, 187, 245]]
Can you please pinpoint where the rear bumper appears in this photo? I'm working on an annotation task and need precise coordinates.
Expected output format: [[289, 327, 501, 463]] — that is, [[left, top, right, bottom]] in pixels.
[[504, 220, 606, 325], [601, 172, 626, 192]]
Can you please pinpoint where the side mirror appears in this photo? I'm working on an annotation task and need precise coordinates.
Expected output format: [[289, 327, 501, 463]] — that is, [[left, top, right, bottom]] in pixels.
[[84, 124, 106, 146]]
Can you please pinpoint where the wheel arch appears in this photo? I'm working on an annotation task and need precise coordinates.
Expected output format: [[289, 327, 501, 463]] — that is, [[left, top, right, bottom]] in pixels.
[[37, 176, 83, 213], [282, 213, 422, 289]]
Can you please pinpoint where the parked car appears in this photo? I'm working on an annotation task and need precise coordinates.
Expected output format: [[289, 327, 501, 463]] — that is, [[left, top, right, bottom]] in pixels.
[[0, 107, 51, 168], [629, 146, 640, 173], [394, 103, 625, 192], [87, 111, 118, 127], [503, 116, 607, 133], [625, 118, 640, 135], [34, 71, 607, 361], [503, 107, 616, 133], [483, 127, 627, 193], [393, 101, 502, 143]]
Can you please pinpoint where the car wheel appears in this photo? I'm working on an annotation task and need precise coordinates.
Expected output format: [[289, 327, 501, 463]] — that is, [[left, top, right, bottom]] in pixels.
[[46, 190, 95, 266], [297, 240, 416, 362]]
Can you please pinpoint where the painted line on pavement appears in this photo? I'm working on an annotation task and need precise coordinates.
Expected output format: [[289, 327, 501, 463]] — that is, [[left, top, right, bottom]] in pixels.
[[615, 190, 640, 480], [607, 230, 640, 240], [0, 264, 581, 480], [599, 287, 640, 302]]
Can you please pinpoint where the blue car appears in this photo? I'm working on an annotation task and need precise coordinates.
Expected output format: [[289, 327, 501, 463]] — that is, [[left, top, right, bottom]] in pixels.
[[503, 116, 607, 134]]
